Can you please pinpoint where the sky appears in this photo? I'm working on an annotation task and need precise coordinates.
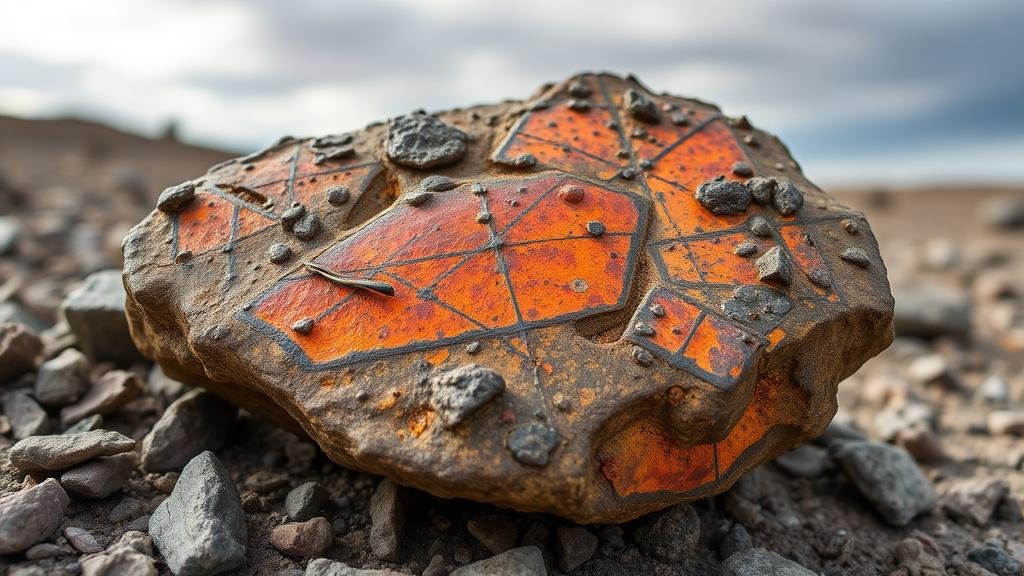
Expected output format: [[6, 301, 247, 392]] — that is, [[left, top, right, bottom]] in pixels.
[[0, 0, 1021, 186]]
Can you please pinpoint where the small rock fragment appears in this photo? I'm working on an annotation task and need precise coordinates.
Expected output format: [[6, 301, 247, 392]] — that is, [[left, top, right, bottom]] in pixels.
[[467, 516, 517, 554], [326, 186, 351, 205], [718, 524, 753, 559], [840, 247, 871, 267], [450, 546, 546, 576], [722, 285, 793, 332], [64, 414, 103, 435], [695, 179, 751, 215], [731, 161, 754, 177], [10, 430, 136, 473], [270, 517, 334, 557], [60, 451, 138, 499], [268, 243, 293, 264], [978, 197, 1024, 230], [387, 113, 468, 169], [305, 558, 410, 575], [895, 533, 945, 576], [894, 283, 971, 338], [369, 479, 406, 562], [942, 477, 1009, 526], [285, 482, 328, 523], [555, 526, 598, 572], [772, 181, 804, 216], [749, 216, 773, 238], [429, 364, 505, 428], [419, 175, 457, 192], [2, 388, 50, 439], [722, 548, 816, 575], [81, 545, 157, 576], [967, 542, 1022, 576], [405, 191, 433, 206], [61, 269, 143, 364], [568, 80, 591, 98], [830, 440, 936, 526], [156, 182, 195, 213], [142, 388, 236, 473], [0, 479, 70, 554], [774, 444, 827, 478], [60, 370, 142, 427], [25, 542, 70, 560], [586, 220, 606, 236], [623, 89, 660, 123], [0, 323, 42, 383], [149, 451, 247, 576], [507, 422, 559, 467], [35, 348, 90, 407], [65, 527, 102, 554], [281, 203, 306, 232], [755, 246, 792, 285], [293, 212, 321, 241], [745, 177, 776, 205], [633, 504, 700, 562], [989, 410, 1024, 436], [631, 346, 653, 366]]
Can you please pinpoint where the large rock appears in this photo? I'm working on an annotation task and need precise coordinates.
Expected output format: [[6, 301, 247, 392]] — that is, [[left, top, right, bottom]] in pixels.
[[121, 72, 894, 523], [0, 323, 42, 383], [61, 269, 144, 364], [149, 451, 246, 575], [830, 440, 936, 526], [9, 430, 136, 474], [0, 478, 70, 554], [141, 388, 236, 472]]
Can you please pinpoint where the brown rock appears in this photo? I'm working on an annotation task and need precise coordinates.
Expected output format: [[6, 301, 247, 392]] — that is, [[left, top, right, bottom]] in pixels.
[[121, 72, 894, 523], [60, 369, 142, 426], [269, 516, 334, 557], [942, 477, 1010, 526], [0, 323, 41, 383]]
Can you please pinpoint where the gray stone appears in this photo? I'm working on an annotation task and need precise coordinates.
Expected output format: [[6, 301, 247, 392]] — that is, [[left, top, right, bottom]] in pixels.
[[507, 422, 559, 467], [419, 175, 457, 192], [555, 526, 598, 572], [812, 421, 868, 447], [894, 283, 970, 338], [60, 370, 142, 427], [305, 558, 412, 575], [755, 246, 793, 285], [429, 364, 506, 428], [830, 440, 936, 526], [623, 89, 660, 123], [147, 364, 185, 400], [369, 479, 406, 562], [65, 527, 102, 554], [450, 547, 547, 576], [0, 323, 42, 383], [387, 113, 468, 169], [695, 179, 750, 215], [60, 270, 143, 364], [36, 348, 90, 407], [270, 517, 334, 557], [942, 477, 1009, 526], [61, 451, 138, 499], [10, 430, 136, 473], [772, 181, 804, 216], [467, 516, 517, 555], [141, 388, 236, 473], [633, 503, 700, 562], [968, 542, 1022, 576], [108, 496, 144, 523], [840, 247, 872, 267], [157, 182, 196, 214], [745, 177, 776, 205], [0, 478, 70, 554], [774, 444, 828, 478], [718, 524, 753, 559], [81, 546, 157, 576], [2, 388, 50, 439], [722, 548, 816, 575], [285, 481, 328, 522], [150, 451, 246, 576]]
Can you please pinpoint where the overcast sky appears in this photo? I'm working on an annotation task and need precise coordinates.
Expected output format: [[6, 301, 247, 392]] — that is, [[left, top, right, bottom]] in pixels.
[[1, 0, 1021, 185]]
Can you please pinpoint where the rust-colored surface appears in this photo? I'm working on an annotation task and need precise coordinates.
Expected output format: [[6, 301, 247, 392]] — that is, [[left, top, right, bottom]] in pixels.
[[122, 73, 894, 523]]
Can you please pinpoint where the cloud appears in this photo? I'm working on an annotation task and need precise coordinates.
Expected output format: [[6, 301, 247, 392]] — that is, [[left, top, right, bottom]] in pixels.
[[0, 0, 1021, 184]]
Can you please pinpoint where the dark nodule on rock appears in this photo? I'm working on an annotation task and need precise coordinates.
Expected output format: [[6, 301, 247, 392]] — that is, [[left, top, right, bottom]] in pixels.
[[369, 479, 407, 562], [633, 503, 700, 563], [142, 388, 237, 473], [387, 112, 468, 169], [623, 89, 660, 123], [10, 429, 136, 473], [281, 203, 306, 232], [507, 422, 560, 467], [696, 179, 751, 215], [267, 243, 293, 264], [731, 161, 754, 177], [326, 186, 351, 205], [746, 176, 777, 205], [749, 215, 773, 238], [293, 212, 321, 241], [772, 181, 804, 216], [270, 517, 334, 557], [0, 478, 70, 555], [830, 440, 936, 526], [429, 364, 505, 429], [419, 175, 458, 192], [723, 285, 793, 332], [156, 182, 195, 213], [755, 246, 793, 286], [150, 451, 247, 576]]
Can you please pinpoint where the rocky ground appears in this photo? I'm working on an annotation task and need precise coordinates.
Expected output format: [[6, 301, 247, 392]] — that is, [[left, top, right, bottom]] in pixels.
[[0, 115, 1023, 575]]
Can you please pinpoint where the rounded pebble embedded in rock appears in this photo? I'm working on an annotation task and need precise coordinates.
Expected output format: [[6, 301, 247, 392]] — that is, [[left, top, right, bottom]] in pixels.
[[267, 243, 293, 264], [156, 182, 195, 214], [387, 113, 468, 169], [696, 179, 751, 215]]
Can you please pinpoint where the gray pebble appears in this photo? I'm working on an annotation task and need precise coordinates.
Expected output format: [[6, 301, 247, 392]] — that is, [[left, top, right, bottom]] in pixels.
[[722, 548, 816, 575], [967, 542, 1022, 576], [830, 440, 936, 526], [840, 247, 871, 267], [387, 113, 468, 169], [369, 479, 406, 562], [449, 547, 546, 576], [0, 478, 69, 555], [0, 323, 42, 383], [156, 182, 195, 214], [507, 422, 559, 467], [696, 179, 751, 215], [429, 364, 505, 429], [10, 429, 136, 473], [2, 388, 50, 439], [64, 527, 102, 554], [35, 348, 89, 407], [285, 482, 329, 523], [772, 181, 804, 216], [60, 269, 143, 365], [633, 504, 700, 562], [555, 526, 598, 572], [746, 177, 777, 205], [141, 388, 236, 473], [60, 451, 138, 499], [268, 243, 293, 264]]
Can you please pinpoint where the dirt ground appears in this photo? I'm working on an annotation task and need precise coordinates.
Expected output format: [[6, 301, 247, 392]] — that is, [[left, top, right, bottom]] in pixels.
[[0, 115, 1022, 575]]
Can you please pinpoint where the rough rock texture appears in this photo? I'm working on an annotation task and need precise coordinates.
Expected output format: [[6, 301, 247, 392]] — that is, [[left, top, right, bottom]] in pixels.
[[0, 322, 41, 383], [60, 369, 142, 426], [449, 546, 546, 576], [61, 269, 144, 364], [35, 347, 90, 407], [149, 451, 247, 576], [60, 451, 138, 499], [0, 479, 70, 555], [830, 440, 936, 526], [141, 388, 236, 472], [269, 516, 334, 557], [721, 548, 816, 575], [121, 72, 894, 523], [9, 430, 136, 473], [2, 388, 49, 439]]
